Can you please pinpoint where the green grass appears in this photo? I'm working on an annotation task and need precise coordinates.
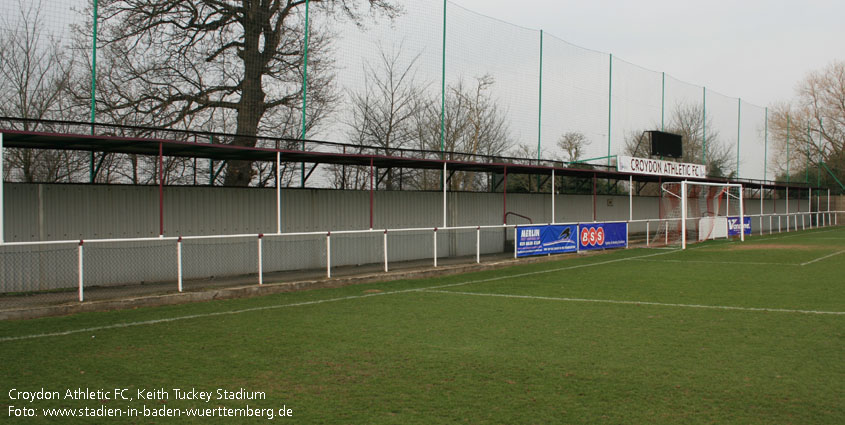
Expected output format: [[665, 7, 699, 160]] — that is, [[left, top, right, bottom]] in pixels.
[[2, 226, 844, 424]]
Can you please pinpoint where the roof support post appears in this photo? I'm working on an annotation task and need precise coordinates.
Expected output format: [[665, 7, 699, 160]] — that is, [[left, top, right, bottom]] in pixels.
[[593, 173, 597, 222], [276, 151, 281, 234], [442, 161, 447, 228], [0, 132, 4, 243], [502, 166, 508, 225], [369, 157, 374, 230], [551, 169, 555, 223], [158, 142, 164, 237]]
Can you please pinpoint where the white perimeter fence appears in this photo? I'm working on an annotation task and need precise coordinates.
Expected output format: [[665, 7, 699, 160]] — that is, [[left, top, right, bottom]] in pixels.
[[1, 210, 840, 303]]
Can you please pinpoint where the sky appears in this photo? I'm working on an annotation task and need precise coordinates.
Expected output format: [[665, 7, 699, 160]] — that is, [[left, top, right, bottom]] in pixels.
[[452, 0, 845, 108]]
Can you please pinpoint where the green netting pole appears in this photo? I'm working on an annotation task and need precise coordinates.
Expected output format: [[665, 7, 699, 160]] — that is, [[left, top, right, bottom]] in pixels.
[[607, 53, 612, 168], [806, 122, 811, 183], [817, 119, 821, 188], [536, 30, 543, 190], [440, 0, 446, 157], [300, 0, 310, 188], [816, 118, 824, 186], [89, 0, 98, 183], [763, 107, 768, 181], [661, 72, 665, 131], [820, 161, 845, 191], [702, 86, 707, 166], [439, 0, 447, 195], [786, 112, 790, 184], [736, 98, 741, 177]]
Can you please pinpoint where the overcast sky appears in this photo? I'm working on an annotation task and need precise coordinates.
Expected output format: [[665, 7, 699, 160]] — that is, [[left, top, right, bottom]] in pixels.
[[452, 0, 845, 107]]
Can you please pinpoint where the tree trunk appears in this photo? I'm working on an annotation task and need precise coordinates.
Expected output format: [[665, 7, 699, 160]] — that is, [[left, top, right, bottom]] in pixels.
[[223, 7, 267, 187]]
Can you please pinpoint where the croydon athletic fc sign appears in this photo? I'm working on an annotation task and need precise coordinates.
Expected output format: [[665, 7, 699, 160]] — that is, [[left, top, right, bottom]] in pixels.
[[617, 155, 707, 178]]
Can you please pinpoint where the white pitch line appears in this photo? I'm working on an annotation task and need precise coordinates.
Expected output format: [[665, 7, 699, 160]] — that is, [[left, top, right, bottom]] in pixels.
[[631, 258, 800, 266], [801, 250, 845, 266], [0, 249, 678, 342], [423, 290, 845, 316]]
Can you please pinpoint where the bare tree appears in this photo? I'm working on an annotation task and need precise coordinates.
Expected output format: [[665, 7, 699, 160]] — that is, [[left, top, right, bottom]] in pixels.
[[330, 43, 425, 190], [411, 75, 511, 191], [556, 131, 590, 163], [90, 0, 399, 187], [0, 0, 87, 183], [769, 61, 844, 185]]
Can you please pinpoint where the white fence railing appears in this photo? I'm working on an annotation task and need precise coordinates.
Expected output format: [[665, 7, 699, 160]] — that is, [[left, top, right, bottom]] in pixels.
[[0, 212, 840, 302]]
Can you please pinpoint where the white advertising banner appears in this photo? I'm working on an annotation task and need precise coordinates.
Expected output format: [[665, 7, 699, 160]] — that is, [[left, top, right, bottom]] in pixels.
[[617, 156, 708, 178]]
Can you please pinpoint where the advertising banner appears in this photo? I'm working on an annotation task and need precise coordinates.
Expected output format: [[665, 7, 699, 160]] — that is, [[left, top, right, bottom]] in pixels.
[[617, 155, 708, 178], [516, 225, 578, 258], [578, 222, 628, 251], [727, 216, 751, 236]]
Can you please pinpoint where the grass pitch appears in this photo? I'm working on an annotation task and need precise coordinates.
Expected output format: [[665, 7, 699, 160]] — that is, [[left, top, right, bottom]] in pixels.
[[2, 226, 843, 424]]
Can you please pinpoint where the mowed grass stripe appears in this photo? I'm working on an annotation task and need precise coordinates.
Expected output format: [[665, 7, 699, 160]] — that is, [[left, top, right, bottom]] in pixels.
[[2, 270, 842, 424], [423, 289, 845, 315], [0, 249, 679, 342], [442, 229, 845, 313]]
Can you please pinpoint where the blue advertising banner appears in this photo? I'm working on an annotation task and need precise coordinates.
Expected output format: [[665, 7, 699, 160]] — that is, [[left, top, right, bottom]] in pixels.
[[727, 216, 752, 236], [516, 225, 578, 257], [578, 222, 628, 251]]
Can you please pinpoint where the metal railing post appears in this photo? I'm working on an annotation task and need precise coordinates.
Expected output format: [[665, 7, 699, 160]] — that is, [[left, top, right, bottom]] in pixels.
[[476, 226, 481, 263], [383, 230, 388, 272], [177, 237, 183, 292], [433, 228, 438, 268], [78, 241, 84, 302], [258, 234, 264, 285], [326, 232, 331, 278]]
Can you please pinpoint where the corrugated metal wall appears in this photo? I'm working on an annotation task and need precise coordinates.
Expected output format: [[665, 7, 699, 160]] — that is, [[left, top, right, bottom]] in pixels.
[[4, 183, 674, 241], [0, 183, 815, 292]]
